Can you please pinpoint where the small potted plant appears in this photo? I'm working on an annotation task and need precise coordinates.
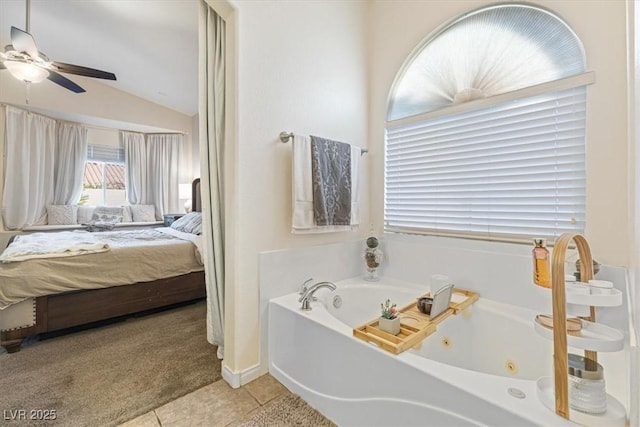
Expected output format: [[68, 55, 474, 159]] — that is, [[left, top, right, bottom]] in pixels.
[[379, 299, 400, 335]]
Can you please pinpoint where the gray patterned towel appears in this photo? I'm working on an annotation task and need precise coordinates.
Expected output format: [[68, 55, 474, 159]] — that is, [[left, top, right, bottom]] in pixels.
[[310, 136, 352, 226]]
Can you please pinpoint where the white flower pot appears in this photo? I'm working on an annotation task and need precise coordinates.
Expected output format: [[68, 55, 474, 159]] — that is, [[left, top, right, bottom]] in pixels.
[[379, 316, 400, 335]]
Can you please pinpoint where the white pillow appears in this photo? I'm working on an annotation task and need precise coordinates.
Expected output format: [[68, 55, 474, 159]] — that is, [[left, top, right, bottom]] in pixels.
[[47, 205, 78, 225], [121, 205, 133, 222], [130, 204, 157, 222], [170, 212, 202, 235], [77, 205, 96, 224]]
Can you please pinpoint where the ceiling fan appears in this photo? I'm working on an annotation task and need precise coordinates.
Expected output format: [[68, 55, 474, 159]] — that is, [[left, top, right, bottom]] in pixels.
[[0, 0, 116, 93]]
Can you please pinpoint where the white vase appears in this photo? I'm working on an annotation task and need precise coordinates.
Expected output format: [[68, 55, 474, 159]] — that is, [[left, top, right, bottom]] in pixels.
[[378, 316, 400, 335]]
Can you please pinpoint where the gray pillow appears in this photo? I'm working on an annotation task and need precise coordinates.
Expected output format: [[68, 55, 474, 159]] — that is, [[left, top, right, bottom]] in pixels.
[[93, 206, 124, 218], [87, 209, 123, 232], [170, 212, 202, 235]]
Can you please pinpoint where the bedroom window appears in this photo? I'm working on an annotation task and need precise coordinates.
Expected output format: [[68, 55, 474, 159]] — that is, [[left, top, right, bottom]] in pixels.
[[384, 4, 592, 242], [82, 145, 126, 206]]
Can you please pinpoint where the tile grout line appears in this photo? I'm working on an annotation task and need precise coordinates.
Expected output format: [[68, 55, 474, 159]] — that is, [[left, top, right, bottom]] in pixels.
[[153, 410, 162, 427], [223, 389, 260, 427]]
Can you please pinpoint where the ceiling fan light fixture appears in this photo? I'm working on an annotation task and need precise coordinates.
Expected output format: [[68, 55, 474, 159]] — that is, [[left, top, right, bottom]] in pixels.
[[4, 60, 49, 83]]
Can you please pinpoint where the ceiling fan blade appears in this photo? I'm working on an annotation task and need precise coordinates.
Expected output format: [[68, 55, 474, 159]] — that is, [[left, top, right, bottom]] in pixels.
[[52, 61, 116, 80], [10, 26, 39, 58], [47, 70, 85, 93]]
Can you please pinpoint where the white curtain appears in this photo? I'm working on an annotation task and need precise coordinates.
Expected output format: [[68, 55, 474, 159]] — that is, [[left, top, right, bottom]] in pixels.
[[122, 131, 147, 204], [199, 0, 226, 359], [53, 123, 88, 205], [2, 107, 56, 229], [146, 134, 181, 218]]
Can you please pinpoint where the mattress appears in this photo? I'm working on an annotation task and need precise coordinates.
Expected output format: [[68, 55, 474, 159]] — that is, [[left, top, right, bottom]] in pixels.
[[0, 228, 204, 309]]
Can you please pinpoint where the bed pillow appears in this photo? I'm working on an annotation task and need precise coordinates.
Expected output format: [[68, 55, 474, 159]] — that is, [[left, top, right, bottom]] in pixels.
[[77, 205, 96, 224], [93, 206, 124, 218], [121, 205, 133, 223], [86, 208, 124, 232], [170, 212, 202, 235], [47, 205, 78, 225], [130, 204, 157, 222]]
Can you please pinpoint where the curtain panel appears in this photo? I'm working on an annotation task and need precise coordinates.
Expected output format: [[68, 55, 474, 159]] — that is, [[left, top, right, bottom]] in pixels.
[[199, 0, 226, 359], [53, 123, 88, 205], [2, 107, 56, 229], [122, 131, 147, 205], [146, 134, 182, 218]]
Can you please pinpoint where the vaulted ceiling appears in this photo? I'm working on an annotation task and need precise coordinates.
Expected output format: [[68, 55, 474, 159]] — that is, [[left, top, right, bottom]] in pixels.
[[0, 0, 199, 116]]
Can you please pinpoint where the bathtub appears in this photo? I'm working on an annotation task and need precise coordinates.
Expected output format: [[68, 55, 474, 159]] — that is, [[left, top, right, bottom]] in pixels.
[[268, 277, 628, 426]]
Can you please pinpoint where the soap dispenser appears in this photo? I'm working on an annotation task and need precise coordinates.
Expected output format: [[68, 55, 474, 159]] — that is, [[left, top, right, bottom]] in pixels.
[[532, 238, 551, 288]]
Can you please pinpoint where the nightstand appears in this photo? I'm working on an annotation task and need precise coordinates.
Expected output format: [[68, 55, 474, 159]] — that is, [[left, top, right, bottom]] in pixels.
[[163, 213, 185, 227]]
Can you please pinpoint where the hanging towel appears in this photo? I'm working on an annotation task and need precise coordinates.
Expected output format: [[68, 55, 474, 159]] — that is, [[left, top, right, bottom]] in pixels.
[[311, 135, 352, 226], [291, 134, 361, 234], [292, 134, 315, 230]]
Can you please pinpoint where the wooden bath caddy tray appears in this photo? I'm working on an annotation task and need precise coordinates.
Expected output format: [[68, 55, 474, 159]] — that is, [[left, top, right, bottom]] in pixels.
[[353, 288, 479, 354]]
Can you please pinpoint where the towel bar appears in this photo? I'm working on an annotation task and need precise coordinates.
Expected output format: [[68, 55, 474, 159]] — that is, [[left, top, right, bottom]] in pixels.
[[280, 131, 368, 154]]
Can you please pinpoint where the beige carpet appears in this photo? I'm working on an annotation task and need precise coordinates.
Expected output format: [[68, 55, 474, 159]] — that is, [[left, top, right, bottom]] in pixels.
[[238, 394, 337, 427], [0, 301, 220, 427]]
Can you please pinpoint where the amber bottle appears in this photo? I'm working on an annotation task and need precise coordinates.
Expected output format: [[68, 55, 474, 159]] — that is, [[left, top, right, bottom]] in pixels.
[[533, 238, 551, 288]]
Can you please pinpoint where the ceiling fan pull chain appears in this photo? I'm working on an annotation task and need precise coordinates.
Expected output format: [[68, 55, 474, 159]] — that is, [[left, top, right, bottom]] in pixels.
[[25, 81, 30, 105]]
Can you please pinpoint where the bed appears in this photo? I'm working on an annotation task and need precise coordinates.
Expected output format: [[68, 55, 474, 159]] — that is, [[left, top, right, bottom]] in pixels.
[[0, 179, 205, 353]]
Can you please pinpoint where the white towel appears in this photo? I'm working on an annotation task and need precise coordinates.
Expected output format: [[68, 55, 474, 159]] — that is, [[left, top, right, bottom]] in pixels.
[[292, 135, 361, 234]]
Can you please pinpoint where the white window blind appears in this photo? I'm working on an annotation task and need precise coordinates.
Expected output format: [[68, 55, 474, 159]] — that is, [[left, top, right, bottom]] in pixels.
[[384, 85, 586, 242], [87, 144, 125, 164]]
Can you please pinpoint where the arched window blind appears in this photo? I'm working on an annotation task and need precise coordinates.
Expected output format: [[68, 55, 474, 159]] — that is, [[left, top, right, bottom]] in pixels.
[[385, 4, 592, 242]]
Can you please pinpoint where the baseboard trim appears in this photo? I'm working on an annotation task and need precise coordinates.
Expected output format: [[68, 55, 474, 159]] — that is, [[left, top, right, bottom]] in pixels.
[[221, 362, 267, 388]]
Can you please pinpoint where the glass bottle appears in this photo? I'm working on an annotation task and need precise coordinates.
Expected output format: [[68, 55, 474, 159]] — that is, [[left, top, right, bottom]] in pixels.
[[532, 238, 551, 288], [364, 236, 384, 282]]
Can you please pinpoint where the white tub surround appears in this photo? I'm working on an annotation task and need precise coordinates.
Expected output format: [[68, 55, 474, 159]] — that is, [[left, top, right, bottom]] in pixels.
[[269, 278, 630, 426], [257, 240, 364, 382]]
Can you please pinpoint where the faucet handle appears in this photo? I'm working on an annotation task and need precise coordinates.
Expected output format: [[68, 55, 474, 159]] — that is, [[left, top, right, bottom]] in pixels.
[[299, 277, 314, 295]]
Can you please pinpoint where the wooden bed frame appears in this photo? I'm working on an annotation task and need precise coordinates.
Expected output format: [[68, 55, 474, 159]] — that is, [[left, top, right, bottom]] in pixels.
[[1, 178, 205, 353]]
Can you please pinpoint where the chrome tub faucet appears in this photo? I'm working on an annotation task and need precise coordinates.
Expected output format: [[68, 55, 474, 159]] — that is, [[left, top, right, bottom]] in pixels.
[[299, 277, 314, 296], [298, 281, 336, 311]]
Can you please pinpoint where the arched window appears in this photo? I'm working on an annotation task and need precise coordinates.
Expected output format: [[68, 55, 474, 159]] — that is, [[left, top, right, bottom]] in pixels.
[[384, 3, 593, 242]]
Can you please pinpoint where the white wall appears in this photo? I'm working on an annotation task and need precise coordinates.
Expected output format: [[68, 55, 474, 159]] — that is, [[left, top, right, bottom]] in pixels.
[[368, 0, 630, 267], [87, 127, 119, 147], [0, 73, 193, 133], [224, 0, 369, 376]]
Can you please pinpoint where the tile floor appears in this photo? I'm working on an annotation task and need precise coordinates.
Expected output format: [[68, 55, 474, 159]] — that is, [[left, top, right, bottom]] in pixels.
[[120, 374, 294, 427]]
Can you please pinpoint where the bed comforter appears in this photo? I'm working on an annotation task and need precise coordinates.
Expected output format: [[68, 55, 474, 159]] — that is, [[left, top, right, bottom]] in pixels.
[[0, 228, 203, 309]]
